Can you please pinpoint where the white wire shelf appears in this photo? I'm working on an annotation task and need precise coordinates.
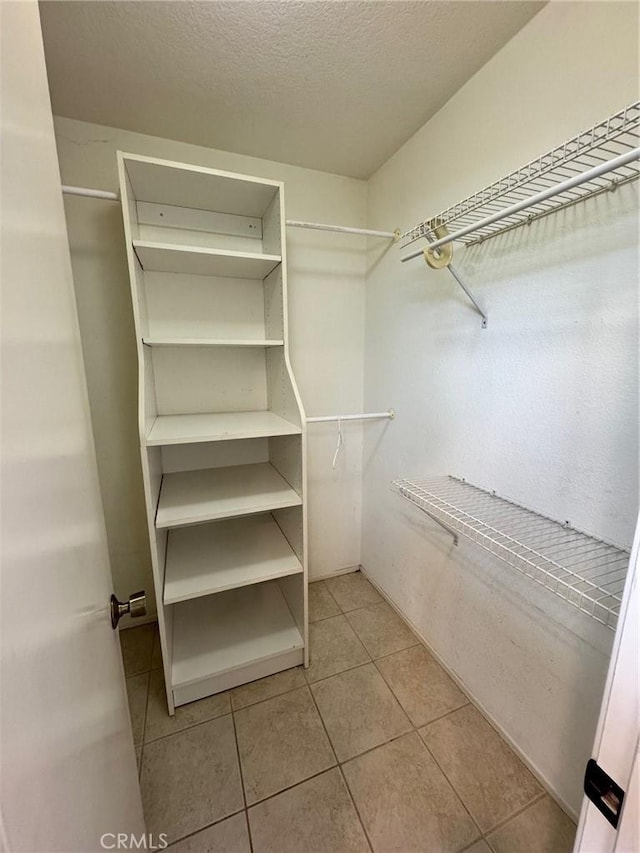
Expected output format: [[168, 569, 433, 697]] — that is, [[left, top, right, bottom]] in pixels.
[[401, 102, 640, 250], [394, 475, 629, 630]]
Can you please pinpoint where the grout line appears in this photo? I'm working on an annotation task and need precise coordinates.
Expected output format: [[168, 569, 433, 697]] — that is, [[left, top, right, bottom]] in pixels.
[[482, 790, 549, 837], [304, 657, 373, 688], [165, 808, 247, 850], [230, 707, 253, 853], [419, 736, 484, 841], [373, 653, 470, 729], [305, 681, 340, 766], [336, 764, 374, 853], [245, 763, 339, 810], [142, 707, 232, 747]]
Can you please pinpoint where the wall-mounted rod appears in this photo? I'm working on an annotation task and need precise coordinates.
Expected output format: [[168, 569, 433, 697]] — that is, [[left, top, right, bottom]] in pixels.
[[62, 184, 119, 201], [401, 147, 640, 262], [307, 410, 395, 424], [286, 220, 397, 239], [60, 186, 397, 239]]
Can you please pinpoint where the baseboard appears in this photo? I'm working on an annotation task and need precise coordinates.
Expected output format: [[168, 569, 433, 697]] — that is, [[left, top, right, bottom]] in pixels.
[[360, 565, 579, 823], [309, 564, 359, 583]]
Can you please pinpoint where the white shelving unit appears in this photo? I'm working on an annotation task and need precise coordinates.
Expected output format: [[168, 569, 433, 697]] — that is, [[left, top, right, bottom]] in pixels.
[[118, 152, 308, 712]]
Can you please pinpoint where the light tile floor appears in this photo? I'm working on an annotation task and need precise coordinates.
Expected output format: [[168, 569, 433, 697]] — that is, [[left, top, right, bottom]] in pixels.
[[122, 572, 577, 853]]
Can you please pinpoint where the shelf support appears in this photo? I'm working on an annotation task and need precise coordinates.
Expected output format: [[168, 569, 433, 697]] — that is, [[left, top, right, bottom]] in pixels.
[[397, 485, 459, 546], [447, 265, 488, 329]]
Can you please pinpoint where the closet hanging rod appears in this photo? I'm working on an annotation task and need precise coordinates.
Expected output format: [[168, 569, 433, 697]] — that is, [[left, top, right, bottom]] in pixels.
[[62, 184, 119, 201], [307, 410, 395, 424], [60, 186, 396, 239], [286, 220, 397, 239], [401, 146, 640, 262]]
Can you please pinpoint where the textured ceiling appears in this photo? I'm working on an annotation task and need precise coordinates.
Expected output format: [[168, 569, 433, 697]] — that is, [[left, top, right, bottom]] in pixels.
[[40, 1, 545, 179]]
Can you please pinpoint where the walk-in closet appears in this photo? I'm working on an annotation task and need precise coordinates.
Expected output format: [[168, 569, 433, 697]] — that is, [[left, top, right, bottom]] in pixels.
[[2, 2, 638, 852]]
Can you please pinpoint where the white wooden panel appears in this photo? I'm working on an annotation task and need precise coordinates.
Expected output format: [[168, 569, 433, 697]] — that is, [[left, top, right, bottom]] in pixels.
[[134, 240, 281, 279], [164, 514, 303, 604], [143, 338, 283, 348], [156, 462, 302, 529], [137, 201, 263, 239], [139, 223, 261, 254], [264, 264, 284, 341], [171, 581, 304, 701], [123, 154, 280, 217], [144, 271, 266, 340], [173, 647, 304, 706], [146, 410, 301, 446], [161, 438, 269, 474], [262, 192, 282, 256], [151, 346, 268, 415]]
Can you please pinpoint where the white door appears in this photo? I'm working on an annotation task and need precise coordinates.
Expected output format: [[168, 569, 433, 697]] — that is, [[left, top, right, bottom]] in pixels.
[[0, 2, 145, 851], [574, 514, 639, 852]]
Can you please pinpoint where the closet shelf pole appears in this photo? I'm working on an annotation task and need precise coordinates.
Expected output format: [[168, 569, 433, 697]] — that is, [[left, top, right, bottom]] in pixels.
[[285, 220, 399, 239], [62, 184, 119, 201], [59, 187, 398, 240], [307, 410, 395, 423], [401, 146, 640, 262]]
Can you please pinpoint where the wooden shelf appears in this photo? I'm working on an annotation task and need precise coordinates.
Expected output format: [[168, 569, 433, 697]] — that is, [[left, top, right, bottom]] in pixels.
[[171, 581, 304, 704], [124, 155, 280, 218], [133, 240, 281, 279], [156, 462, 302, 529], [164, 514, 302, 604], [142, 337, 284, 348], [146, 410, 300, 446]]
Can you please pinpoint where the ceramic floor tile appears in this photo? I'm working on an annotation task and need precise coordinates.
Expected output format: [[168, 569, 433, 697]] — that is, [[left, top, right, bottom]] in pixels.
[[325, 572, 382, 612], [376, 644, 468, 726], [135, 746, 142, 771], [346, 601, 418, 659], [311, 663, 412, 761], [486, 796, 576, 853], [230, 667, 306, 711], [120, 623, 155, 676], [308, 580, 340, 622], [234, 686, 335, 805], [420, 704, 542, 832], [169, 813, 251, 853], [248, 768, 370, 853], [141, 715, 243, 843], [145, 669, 230, 743], [306, 615, 370, 683], [343, 732, 479, 853], [126, 672, 149, 747]]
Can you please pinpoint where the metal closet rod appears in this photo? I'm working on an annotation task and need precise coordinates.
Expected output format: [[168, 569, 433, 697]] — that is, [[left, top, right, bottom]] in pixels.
[[60, 185, 395, 239], [401, 146, 640, 262], [307, 410, 395, 423]]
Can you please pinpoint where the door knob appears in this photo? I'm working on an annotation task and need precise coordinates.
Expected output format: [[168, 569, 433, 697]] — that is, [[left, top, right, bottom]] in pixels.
[[110, 591, 146, 629]]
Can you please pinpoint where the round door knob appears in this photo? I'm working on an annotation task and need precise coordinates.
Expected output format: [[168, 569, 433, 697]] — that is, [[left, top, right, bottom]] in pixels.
[[110, 591, 147, 629]]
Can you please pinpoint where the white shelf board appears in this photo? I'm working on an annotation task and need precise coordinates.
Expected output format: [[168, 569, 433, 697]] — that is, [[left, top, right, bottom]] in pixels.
[[164, 514, 302, 604], [156, 462, 302, 529], [142, 337, 284, 348], [146, 410, 301, 446], [133, 240, 281, 279], [123, 154, 280, 217], [171, 581, 304, 692]]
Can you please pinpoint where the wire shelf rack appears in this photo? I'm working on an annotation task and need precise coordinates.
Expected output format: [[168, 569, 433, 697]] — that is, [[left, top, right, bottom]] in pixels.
[[401, 102, 640, 249], [394, 476, 629, 629]]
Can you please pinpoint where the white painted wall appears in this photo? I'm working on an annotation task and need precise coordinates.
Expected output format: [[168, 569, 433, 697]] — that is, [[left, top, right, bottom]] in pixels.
[[362, 1, 638, 818], [54, 117, 367, 611]]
